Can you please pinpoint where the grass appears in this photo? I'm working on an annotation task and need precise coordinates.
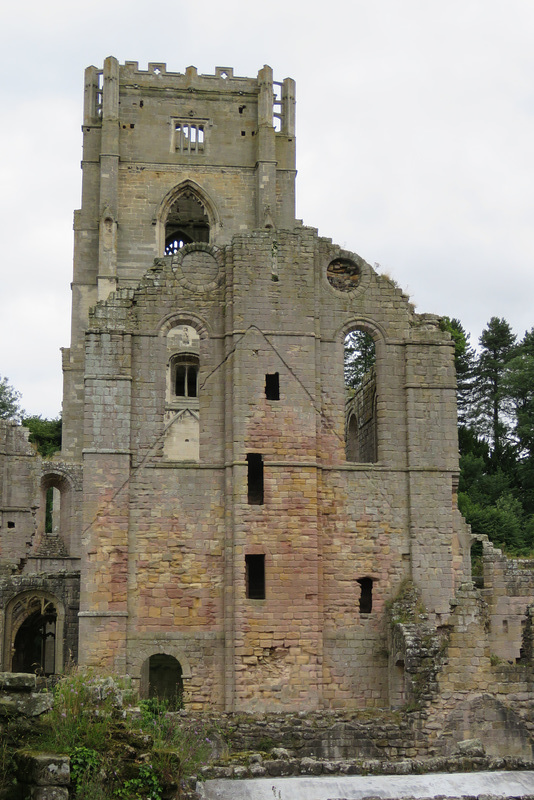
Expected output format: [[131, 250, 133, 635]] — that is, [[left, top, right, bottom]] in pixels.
[[1, 670, 215, 800]]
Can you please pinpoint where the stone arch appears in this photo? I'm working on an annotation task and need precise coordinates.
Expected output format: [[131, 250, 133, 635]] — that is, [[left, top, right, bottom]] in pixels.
[[3, 590, 65, 675], [342, 319, 383, 463], [156, 180, 221, 256], [37, 469, 76, 556], [158, 310, 211, 340], [137, 648, 192, 707], [159, 315, 209, 462]]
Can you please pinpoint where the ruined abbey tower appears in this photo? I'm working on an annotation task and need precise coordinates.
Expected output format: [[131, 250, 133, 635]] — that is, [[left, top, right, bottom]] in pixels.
[[1, 60, 532, 745]]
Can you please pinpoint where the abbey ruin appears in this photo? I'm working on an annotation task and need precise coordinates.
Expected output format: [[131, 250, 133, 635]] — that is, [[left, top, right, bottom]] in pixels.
[[0, 58, 532, 756]]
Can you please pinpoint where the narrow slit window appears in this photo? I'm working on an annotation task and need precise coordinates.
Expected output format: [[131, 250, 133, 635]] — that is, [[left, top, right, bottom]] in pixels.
[[358, 577, 373, 614], [246, 554, 265, 599], [265, 373, 280, 401], [186, 365, 198, 398], [247, 453, 264, 505], [175, 364, 186, 396]]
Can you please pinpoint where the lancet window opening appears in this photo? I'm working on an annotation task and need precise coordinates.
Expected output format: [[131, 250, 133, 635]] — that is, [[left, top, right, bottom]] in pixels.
[[344, 327, 378, 464]]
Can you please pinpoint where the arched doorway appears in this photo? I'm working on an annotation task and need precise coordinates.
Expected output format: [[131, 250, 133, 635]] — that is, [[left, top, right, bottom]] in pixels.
[[6, 594, 62, 675], [142, 654, 184, 708], [12, 603, 57, 675]]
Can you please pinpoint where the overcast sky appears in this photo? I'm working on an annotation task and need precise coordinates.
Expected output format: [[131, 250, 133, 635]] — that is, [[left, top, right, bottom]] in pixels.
[[1, 0, 534, 418]]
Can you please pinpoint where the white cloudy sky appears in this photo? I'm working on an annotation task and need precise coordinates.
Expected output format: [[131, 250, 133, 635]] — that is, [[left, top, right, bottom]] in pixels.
[[1, 0, 534, 418]]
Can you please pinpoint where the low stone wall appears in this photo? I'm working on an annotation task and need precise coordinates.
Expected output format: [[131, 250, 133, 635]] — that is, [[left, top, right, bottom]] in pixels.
[[182, 709, 423, 761], [0, 673, 68, 800], [0, 673, 53, 720], [199, 750, 534, 781]]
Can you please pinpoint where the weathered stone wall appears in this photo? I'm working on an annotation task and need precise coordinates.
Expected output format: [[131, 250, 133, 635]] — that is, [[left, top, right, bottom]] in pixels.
[[2, 59, 533, 729], [346, 367, 377, 463], [75, 223, 465, 712], [421, 582, 534, 759], [0, 421, 40, 571], [475, 535, 534, 661], [0, 573, 80, 672]]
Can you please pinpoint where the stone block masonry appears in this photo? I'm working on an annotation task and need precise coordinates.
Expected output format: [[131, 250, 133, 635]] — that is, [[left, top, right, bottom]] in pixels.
[[0, 59, 532, 749]]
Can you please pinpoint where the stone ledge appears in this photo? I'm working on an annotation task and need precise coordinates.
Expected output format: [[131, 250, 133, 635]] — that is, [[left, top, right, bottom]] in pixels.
[[0, 672, 36, 692], [200, 754, 534, 781]]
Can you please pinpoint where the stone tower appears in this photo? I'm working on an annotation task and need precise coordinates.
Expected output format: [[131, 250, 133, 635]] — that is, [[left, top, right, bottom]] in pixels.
[[62, 58, 296, 461], [53, 58, 471, 710]]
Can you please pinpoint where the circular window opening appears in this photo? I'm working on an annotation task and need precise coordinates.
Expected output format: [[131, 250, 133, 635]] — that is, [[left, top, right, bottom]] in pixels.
[[327, 258, 361, 292]]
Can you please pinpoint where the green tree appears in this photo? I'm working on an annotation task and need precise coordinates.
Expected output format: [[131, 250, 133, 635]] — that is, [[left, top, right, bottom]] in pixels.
[[0, 375, 22, 421], [22, 415, 62, 458], [505, 327, 534, 515], [440, 317, 476, 427], [472, 317, 517, 461], [344, 329, 376, 389]]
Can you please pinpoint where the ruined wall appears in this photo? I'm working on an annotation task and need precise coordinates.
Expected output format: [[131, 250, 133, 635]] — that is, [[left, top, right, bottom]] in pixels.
[[0, 422, 81, 675], [76, 224, 464, 711], [0, 421, 40, 570], [0, 572, 80, 673], [3, 58, 533, 728], [475, 535, 534, 661]]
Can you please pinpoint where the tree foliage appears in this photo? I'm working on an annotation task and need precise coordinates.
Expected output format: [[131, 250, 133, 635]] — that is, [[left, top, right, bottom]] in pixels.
[[440, 317, 476, 426], [22, 415, 62, 458], [472, 317, 516, 461], [0, 375, 22, 421], [344, 329, 376, 389], [453, 319, 534, 554]]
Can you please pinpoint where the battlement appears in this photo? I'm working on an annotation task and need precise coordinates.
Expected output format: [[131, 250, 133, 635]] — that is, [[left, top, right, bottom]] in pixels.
[[84, 57, 295, 135]]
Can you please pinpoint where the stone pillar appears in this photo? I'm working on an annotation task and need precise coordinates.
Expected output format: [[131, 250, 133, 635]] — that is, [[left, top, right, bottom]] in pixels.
[[404, 317, 459, 620], [98, 56, 119, 300], [79, 331, 132, 672], [255, 65, 277, 229]]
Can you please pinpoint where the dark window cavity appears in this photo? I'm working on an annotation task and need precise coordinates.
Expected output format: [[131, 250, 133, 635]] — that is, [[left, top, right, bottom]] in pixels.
[[247, 453, 264, 505], [174, 357, 199, 398], [358, 577, 373, 614], [265, 373, 280, 401], [164, 191, 210, 254], [246, 554, 265, 599]]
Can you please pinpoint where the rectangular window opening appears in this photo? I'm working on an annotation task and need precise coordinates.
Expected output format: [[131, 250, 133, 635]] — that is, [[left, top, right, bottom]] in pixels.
[[246, 554, 265, 599], [358, 577, 373, 614], [173, 121, 205, 154], [265, 373, 280, 401], [247, 453, 264, 505]]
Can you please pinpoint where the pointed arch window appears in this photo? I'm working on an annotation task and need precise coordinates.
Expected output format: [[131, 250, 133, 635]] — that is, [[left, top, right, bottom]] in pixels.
[[344, 328, 378, 463], [164, 191, 210, 254]]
